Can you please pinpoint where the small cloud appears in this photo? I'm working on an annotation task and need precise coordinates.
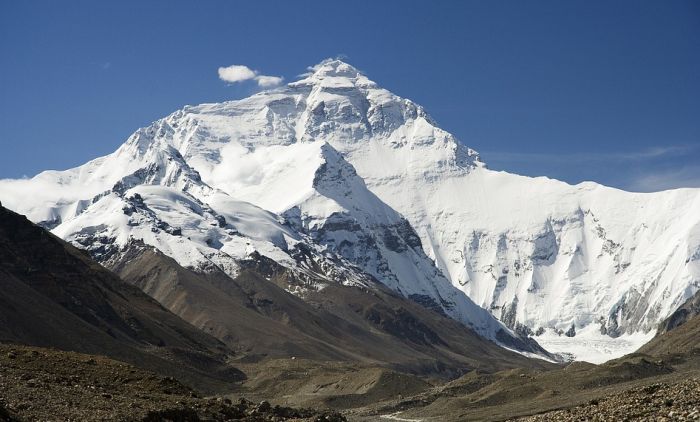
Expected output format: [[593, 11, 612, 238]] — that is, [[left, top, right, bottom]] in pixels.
[[218, 65, 257, 83], [90, 61, 112, 70], [254, 75, 284, 87], [218, 64, 283, 87]]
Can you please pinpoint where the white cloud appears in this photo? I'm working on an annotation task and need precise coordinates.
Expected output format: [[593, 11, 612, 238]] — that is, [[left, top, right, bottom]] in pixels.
[[254, 75, 284, 87], [218, 65, 257, 83], [217, 64, 283, 87], [209, 143, 264, 189]]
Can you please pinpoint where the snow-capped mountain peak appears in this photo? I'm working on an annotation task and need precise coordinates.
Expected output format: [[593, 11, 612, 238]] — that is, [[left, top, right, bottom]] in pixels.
[[2, 59, 699, 362], [291, 59, 376, 88]]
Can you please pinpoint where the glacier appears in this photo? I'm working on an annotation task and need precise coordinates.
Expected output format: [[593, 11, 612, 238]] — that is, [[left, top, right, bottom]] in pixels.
[[2, 58, 699, 362]]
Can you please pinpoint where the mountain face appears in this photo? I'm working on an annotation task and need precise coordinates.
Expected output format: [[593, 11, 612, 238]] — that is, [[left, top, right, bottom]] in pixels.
[[0, 205, 243, 393], [1, 59, 699, 361], [108, 242, 552, 375], [0, 134, 528, 354]]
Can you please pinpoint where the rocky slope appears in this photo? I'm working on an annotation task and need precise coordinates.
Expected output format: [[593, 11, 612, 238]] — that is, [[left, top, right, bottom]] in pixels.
[[512, 378, 700, 422], [639, 287, 700, 356], [0, 204, 242, 393], [109, 240, 552, 375]]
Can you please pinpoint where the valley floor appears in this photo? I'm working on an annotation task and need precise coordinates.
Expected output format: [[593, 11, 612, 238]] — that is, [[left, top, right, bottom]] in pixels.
[[0, 343, 345, 422], [341, 352, 700, 421], [5, 341, 700, 421]]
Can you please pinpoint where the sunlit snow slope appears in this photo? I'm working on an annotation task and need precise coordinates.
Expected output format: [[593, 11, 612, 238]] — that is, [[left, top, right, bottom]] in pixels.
[[2, 59, 699, 361]]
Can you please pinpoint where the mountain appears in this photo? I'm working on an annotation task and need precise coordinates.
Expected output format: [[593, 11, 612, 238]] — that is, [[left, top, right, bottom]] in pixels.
[[0, 202, 551, 421], [0, 204, 550, 380], [0, 73, 536, 356], [1, 59, 698, 362], [0, 204, 243, 393]]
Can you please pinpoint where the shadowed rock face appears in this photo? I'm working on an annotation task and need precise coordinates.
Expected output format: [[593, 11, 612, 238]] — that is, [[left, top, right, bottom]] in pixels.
[[0, 205, 242, 393], [638, 289, 700, 356], [659, 289, 700, 335]]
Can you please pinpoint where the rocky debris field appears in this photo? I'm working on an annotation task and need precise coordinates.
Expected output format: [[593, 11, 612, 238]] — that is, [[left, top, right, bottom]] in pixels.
[[0, 343, 346, 421], [514, 378, 700, 422]]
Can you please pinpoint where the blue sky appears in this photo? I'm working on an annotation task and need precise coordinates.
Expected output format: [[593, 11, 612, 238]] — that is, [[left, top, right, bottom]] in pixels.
[[1, 0, 698, 191]]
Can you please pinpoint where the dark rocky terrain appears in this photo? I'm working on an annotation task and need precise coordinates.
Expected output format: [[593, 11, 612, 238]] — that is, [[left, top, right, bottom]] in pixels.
[[0, 343, 345, 422], [513, 378, 700, 421], [639, 288, 700, 357], [337, 352, 700, 421]]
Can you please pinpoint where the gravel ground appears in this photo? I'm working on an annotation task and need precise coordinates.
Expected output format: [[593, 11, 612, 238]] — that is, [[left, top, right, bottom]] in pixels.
[[513, 378, 700, 421], [0, 344, 346, 421]]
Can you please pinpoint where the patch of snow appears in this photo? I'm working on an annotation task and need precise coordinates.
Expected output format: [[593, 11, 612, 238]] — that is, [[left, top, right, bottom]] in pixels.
[[535, 324, 657, 364]]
